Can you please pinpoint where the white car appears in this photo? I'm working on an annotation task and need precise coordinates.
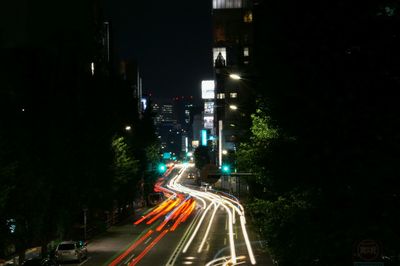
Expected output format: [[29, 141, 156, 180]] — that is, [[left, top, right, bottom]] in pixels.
[[55, 241, 87, 263]]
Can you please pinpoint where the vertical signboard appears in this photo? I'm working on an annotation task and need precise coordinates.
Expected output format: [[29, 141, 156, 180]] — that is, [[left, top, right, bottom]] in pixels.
[[201, 80, 215, 99], [201, 130, 207, 146]]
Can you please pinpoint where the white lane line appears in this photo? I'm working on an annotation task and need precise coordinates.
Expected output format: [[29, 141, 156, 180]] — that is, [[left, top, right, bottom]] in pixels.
[[144, 236, 152, 244], [78, 256, 91, 266], [165, 210, 202, 266], [124, 253, 136, 265], [198, 202, 219, 253], [182, 201, 214, 253]]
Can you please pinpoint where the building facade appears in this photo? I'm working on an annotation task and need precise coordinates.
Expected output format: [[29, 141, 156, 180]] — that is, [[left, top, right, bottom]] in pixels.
[[212, 0, 255, 166]]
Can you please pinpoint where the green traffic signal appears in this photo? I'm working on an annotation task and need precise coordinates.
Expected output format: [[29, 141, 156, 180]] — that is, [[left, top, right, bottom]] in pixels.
[[158, 163, 167, 173], [221, 164, 231, 174]]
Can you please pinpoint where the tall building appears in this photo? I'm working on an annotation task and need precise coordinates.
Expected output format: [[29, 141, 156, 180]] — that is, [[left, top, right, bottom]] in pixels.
[[151, 98, 181, 157], [212, 0, 255, 166], [152, 98, 177, 126], [119, 60, 144, 117]]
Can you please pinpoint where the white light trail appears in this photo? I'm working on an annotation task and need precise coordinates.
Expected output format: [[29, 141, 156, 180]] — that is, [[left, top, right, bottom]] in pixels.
[[164, 163, 257, 265], [182, 199, 215, 253], [198, 202, 220, 253]]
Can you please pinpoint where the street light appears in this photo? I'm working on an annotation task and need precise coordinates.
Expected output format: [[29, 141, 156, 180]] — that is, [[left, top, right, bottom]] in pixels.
[[229, 73, 241, 80], [125, 125, 132, 131], [229, 105, 238, 110]]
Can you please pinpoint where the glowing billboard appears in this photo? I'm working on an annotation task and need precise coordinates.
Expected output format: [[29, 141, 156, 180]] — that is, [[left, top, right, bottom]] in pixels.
[[204, 101, 214, 115], [204, 115, 214, 129], [201, 130, 208, 146], [201, 80, 215, 99]]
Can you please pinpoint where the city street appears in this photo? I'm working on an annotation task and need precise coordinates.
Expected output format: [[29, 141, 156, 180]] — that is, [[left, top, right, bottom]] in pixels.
[[55, 164, 272, 266]]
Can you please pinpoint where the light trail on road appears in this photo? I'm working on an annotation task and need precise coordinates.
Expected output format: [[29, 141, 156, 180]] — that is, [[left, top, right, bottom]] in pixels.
[[108, 230, 153, 266], [110, 163, 256, 265], [165, 163, 257, 265]]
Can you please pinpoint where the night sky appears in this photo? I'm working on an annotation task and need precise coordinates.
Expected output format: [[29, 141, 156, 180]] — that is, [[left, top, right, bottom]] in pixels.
[[102, 0, 214, 100]]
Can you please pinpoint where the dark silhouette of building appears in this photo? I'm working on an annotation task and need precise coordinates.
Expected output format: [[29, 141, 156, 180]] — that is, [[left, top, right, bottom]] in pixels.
[[212, 0, 255, 166]]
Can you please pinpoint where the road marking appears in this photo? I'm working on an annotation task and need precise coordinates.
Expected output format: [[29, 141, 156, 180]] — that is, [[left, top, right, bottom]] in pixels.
[[105, 220, 162, 265], [144, 237, 152, 244], [108, 230, 153, 266], [129, 229, 169, 266], [165, 210, 202, 266], [78, 257, 91, 266], [124, 253, 135, 265]]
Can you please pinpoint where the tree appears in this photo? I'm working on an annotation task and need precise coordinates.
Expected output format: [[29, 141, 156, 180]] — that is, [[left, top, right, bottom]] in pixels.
[[246, 1, 400, 264], [111, 136, 140, 204], [193, 146, 210, 170]]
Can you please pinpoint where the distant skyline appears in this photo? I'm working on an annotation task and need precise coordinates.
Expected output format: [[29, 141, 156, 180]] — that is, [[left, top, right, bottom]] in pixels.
[[102, 0, 214, 100]]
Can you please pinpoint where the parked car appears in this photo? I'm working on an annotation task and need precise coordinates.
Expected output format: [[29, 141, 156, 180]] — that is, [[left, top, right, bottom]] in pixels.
[[22, 258, 59, 266], [55, 241, 87, 263]]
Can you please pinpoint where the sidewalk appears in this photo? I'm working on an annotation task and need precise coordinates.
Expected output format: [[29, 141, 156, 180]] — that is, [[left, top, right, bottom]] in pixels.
[[1, 208, 147, 266], [82, 218, 142, 266], [0, 247, 42, 266]]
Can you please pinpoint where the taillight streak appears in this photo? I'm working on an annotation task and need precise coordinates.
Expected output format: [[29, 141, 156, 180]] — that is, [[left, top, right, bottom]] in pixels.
[[128, 229, 169, 266], [108, 229, 153, 266]]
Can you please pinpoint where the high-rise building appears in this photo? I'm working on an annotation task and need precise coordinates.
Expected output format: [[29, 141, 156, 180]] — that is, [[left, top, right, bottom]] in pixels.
[[212, 0, 255, 166], [119, 60, 144, 117]]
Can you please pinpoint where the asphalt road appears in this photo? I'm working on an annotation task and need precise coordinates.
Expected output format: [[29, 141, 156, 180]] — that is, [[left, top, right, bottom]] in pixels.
[[58, 165, 273, 266]]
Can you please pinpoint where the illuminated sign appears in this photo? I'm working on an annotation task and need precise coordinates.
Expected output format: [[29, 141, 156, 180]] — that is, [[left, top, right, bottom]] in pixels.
[[201, 80, 215, 99], [204, 101, 214, 115], [213, 0, 242, 9], [192, 140, 199, 148], [201, 130, 207, 146], [204, 115, 214, 129], [141, 98, 147, 110]]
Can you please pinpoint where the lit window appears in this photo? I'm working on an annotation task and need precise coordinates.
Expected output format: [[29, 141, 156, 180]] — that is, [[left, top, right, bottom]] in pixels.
[[230, 92, 237, 98], [213, 47, 227, 66], [244, 11, 253, 23], [217, 93, 225, 99], [213, 0, 242, 9], [243, 47, 249, 57]]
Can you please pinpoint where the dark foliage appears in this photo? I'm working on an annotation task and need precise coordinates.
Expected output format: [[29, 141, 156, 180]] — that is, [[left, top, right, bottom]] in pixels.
[[0, 0, 159, 259], [241, 0, 400, 265], [193, 146, 211, 171]]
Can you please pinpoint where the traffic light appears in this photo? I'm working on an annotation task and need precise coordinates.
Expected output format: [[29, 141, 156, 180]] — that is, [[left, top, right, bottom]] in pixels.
[[158, 163, 167, 173], [221, 164, 231, 175]]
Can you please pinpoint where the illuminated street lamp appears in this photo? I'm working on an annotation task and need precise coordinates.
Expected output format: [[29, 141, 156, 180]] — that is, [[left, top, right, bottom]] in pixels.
[[229, 73, 241, 80], [229, 105, 238, 110], [125, 125, 132, 131], [222, 149, 228, 155]]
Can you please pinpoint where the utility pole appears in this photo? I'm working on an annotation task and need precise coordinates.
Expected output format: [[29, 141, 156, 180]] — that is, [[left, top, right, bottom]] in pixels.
[[83, 208, 88, 241]]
